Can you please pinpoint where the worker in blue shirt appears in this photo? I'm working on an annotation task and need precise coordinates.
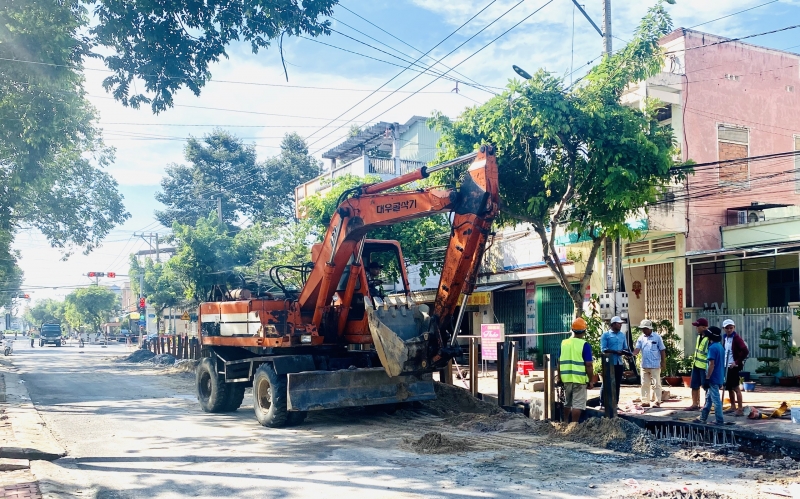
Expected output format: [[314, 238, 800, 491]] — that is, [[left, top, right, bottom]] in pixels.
[[600, 316, 629, 407], [695, 326, 726, 426]]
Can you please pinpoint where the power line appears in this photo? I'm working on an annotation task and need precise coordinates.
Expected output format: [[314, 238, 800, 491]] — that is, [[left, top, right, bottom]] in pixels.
[[302, 0, 503, 145], [666, 24, 800, 54], [310, 0, 557, 156], [687, 0, 779, 29]]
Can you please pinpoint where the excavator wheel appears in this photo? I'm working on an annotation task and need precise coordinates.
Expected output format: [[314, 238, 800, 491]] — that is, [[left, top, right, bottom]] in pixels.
[[196, 357, 230, 413], [253, 363, 289, 428], [223, 383, 246, 412]]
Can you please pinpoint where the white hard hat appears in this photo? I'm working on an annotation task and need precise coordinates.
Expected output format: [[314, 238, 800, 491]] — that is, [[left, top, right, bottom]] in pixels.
[[722, 319, 735, 328], [610, 316, 623, 324]]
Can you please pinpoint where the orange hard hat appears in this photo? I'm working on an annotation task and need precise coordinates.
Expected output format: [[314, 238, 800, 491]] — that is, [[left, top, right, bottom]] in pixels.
[[571, 317, 588, 332]]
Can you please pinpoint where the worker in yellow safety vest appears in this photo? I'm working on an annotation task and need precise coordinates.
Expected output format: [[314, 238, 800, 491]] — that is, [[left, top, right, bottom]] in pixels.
[[686, 318, 710, 411], [559, 318, 594, 423]]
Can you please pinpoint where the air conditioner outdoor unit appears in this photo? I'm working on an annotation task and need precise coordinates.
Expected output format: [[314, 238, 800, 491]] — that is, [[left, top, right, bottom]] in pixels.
[[737, 210, 765, 224]]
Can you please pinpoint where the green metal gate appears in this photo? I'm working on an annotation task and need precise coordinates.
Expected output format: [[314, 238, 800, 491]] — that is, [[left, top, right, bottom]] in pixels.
[[538, 285, 574, 357], [494, 289, 526, 347]]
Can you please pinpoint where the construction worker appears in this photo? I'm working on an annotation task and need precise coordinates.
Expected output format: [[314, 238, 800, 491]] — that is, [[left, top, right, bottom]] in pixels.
[[600, 316, 629, 408], [686, 318, 710, 411], [559, 317, 594, 423], [633, 319, 666, 408], [695, 326, 726, 426], [366, 261, 384, 298], [722, 319, 748, 417]]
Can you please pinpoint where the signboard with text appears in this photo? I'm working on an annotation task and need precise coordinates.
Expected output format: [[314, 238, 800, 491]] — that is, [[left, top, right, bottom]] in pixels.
[[480, 323, 505, 361], [525, 282, 537, 337]]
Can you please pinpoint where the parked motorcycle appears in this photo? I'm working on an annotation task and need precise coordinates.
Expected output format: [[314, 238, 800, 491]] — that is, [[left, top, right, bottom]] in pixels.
[[4, 340, 13, 356]]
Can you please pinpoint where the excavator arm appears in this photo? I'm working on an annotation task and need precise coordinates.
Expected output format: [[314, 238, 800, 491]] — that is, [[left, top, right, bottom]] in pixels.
[[298, 146, 499, 376]]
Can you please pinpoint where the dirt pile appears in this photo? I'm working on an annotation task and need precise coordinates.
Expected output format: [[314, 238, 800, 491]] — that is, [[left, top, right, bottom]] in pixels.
[[675, 448, 800, 470], [166, 359, 198, 374], [405, 432, 473, 454], [613, 489, 730, 499], [151, 354, 177, 366], [558, 417, 667, 456], [119, 350, 155, 363], [420, 382, 500, 416], [446, 411, 555, 436]]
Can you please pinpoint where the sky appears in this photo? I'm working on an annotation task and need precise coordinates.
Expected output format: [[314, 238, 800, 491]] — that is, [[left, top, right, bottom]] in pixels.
[[13, 0, 800, 305]]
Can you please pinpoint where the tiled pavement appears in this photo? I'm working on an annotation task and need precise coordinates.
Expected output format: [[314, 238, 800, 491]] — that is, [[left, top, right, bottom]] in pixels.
[[0, 374, 41, 499]]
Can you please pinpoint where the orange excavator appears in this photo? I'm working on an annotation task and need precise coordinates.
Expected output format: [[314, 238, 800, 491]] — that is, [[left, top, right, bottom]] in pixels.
[[195, 145, 499, 427]]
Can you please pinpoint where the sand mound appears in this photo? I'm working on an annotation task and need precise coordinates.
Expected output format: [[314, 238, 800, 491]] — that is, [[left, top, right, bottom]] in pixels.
[[419, 382, 501, 416], [446, 411, 555, 436], [167, 359, 198, 374], [151, 353, 177, 366], [614, 489, 730, 499], [558, 417, 666, 456], [406, 432, 473, 454], [119, 349, 155, 363]]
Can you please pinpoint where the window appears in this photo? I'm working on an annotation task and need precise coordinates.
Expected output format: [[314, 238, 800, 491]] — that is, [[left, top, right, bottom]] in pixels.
[[718, 124, 749, 187]]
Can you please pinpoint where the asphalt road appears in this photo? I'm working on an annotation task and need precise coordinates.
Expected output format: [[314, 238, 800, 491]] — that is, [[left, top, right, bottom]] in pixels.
[[5, 339, 769, 499]]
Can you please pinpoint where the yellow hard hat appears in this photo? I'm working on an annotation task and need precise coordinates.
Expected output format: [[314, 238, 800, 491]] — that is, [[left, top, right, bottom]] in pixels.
[[572, 317, 588, 332]]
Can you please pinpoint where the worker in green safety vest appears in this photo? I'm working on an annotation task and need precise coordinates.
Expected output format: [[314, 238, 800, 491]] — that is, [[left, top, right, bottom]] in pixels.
[[559, 317, 595, 423], [686, 318, 710, 411]]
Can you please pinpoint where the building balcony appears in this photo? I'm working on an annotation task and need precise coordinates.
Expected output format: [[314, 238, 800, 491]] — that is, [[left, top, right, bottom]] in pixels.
[[294, 156, 426, 218], [722, 204, 800, 248]]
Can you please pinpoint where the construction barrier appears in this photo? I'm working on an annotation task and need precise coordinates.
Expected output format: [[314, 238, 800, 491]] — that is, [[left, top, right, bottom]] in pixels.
[[144, 335, 200, 360]]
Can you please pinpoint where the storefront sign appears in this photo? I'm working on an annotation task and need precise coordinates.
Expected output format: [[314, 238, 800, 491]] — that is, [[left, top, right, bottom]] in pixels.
[[480, 324, 505, 361], [678, 288, 684, 325], [466, 292, 490, 306], [525, 282, 537, 336]]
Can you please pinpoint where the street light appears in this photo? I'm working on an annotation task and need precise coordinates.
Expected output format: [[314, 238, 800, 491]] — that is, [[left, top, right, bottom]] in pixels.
[[512, 65, 532, 80]]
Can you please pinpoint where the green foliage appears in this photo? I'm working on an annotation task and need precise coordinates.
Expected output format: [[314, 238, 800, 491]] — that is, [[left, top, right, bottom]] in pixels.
[[778, 328, 798, 376], [129, 256, 182, 329], [679, 356, 694, 376], [301, 175, 450, 284], [24, 299, 66, 327], [167, 213, 263, 302], [756, 327, 780, 376], [0, 0, 129, 271], [581, 298, 604, 374], [90, 0, 337, 113], [64, 286, 118, 333], [429, 1, 680, 315], [657, 319, 681, 376], [155, 131, 320, 227]]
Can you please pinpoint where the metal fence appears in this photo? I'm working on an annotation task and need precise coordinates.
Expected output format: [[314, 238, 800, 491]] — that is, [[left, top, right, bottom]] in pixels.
[[685, 308, 792, 368]]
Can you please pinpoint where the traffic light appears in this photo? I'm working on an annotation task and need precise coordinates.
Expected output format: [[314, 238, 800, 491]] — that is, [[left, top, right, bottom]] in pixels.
[[88, 272, 95, 277], [107, 272, 116, 278], [139, 297, 146, 310], [22, 294, 30, 299]]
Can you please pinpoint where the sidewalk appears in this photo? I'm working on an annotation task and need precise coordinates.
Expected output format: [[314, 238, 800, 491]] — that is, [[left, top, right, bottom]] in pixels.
[[0, 354, 68, 499]]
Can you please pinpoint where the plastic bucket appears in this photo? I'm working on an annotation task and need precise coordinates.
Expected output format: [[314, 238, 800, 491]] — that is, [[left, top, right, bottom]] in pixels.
[[517, 360, 534, 375], [743, 381, 756, 392], [791, 407, 800, 424]]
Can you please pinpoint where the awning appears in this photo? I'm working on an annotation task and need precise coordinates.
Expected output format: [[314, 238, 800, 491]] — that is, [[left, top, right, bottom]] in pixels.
[[473, 281, 522, 293]]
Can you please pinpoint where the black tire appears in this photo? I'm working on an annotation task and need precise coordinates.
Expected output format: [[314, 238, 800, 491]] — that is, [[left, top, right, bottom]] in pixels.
[[56, 341, 62, 347], [196, 357, 229, 413], [223, 383, 246, 412], [286, 411, 307, 426], [253, 363, 289, 428], [39, 340, 43, 347]]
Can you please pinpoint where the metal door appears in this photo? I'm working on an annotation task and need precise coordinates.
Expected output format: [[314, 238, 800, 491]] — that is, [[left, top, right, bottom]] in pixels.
[[494, 289, 526, 348], [539, 285, 574, 357], [645, 263, 674, 321]]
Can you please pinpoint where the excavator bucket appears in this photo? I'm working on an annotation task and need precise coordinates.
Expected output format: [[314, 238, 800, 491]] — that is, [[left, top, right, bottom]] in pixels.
[[368, 302, 433, 377]]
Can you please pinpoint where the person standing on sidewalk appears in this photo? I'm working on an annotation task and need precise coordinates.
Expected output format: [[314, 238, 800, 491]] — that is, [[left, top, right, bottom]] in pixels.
[[722, 319, 748, 417], [559, 318, 594, 423], [600, 316, 629, 408], [695, 326, 726, 425], [686, 318, 710, 411], [633, 319, 666, 408]]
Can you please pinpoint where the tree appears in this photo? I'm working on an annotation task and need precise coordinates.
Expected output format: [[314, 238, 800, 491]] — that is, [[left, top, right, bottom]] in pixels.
[[90, 0, 337, 113], [167, 213, 264, 303], [301, 175, 449, 285], [431, 1, 681, 316], [129, 256, 182, 333], [24, 299, 66, 327], [261, 133, 322, 221], [64, 286, 118, 335], [155, 131, 320, 228], [0, 0, 129, 265]]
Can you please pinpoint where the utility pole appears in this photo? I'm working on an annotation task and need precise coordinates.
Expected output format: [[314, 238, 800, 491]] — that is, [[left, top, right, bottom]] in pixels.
[[214, 197, 222, 223], [602, 0, 612, 55]]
